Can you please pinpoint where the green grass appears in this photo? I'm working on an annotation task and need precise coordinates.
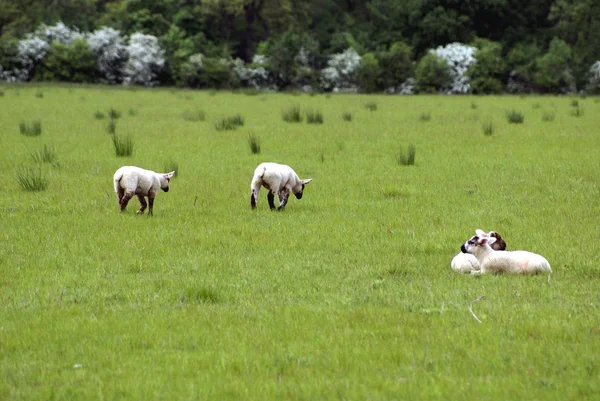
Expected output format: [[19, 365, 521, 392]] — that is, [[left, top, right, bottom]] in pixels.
[[15, 166, 49, 191], [482, 121, 494, 136], [397, 143, 416, 165], [30, 144, 57, 164], [247, 133, 261, 154], [305, 109, 324, 124], [0, 87, 598, 400], [215, 114, 244, 131], [282, 105, 303, 123], [182, 109, 206, 122], [19, 120, 42, 136], [505, 109, 525, 124]]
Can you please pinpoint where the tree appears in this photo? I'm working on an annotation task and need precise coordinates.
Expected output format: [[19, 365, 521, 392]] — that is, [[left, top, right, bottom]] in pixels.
[[534, 37, 574, 93], [36, 38, 98, 82], [414, 52, 452, 93], [377, 41, 413, 91], [468, 38, 507, 94]]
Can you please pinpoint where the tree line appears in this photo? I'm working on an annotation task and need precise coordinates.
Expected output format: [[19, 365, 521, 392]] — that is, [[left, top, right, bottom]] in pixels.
[[0, 0, 599, 93]]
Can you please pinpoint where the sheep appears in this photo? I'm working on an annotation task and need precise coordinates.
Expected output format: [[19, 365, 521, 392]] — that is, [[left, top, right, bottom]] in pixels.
[[450, 230, 506, 273], [113, 166, 175, 215], [250, 162, 312, 210], [461, 229, 552, 275]]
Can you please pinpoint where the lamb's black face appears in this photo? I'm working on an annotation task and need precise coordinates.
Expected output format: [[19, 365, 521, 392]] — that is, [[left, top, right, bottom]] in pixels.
[[294, 183, 305, 199], [162, 186, 169, 192], [461, 236, 480, 253]]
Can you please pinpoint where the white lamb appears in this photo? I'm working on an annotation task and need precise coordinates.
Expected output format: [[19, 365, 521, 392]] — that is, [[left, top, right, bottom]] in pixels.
[[113, 166, 175, 215], [250, 162, 312, 210], [450, 230, 506, 273], [461, 229, 552, 275]]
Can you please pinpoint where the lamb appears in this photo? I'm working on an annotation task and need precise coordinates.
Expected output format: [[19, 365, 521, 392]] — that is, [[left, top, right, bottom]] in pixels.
[[113, 166, 175, 215], [450, 230, 506, 273], [461, 229, 552, 275], [250, 162, 312, 210]]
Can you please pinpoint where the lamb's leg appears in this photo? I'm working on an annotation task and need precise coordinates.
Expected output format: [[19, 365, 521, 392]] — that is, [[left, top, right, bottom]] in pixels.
[[120, 191, 133, 212], [147, 192, 156, 216], [117, 187, 125, 205], [277, 190, 290, 211], [267, 191, 276, 210], [136, 195, 147, 215], [250, 187, 260, 209]]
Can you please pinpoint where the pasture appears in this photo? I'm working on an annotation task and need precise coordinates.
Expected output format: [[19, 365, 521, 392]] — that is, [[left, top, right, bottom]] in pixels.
[[0, 85, 598, 400]]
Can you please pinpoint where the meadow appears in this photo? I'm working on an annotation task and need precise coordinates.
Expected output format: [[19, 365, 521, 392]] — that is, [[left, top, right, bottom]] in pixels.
[[0, 85, 598, 400]]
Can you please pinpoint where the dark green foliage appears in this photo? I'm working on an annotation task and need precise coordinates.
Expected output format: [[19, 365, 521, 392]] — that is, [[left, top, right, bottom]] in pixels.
[[468, 39, 506, 94], [415, 53, 452, 93], [506, 110, 525, 124], [355, 53, 381, 93], [507, 43, 542, 93], [35, 39, 98, 83], [282, 105, 303, 123], [397, 144, 416, 166], [19, 121, 42, 136], [306, 109, 324, 124], [182, 110, 206, 122], [181, 56, 240, 89], [342, 112, 353, 122], [248, 134, 261, 154], [16, 167, 48, 192], [214, 114, 244, 131], [262, 32, 318, 88], [482, 121, 494, 136], [534, 38, 574, 93], [112, 134, 134, 157], [377, 42, 413, 91]]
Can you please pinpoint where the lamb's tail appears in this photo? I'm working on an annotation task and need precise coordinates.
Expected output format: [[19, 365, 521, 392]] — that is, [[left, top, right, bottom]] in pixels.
[[251, 164, 267, 190], [113, 171, 123, 194]]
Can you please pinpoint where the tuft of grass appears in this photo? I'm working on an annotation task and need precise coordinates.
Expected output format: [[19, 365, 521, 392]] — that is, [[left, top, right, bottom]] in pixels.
[[282, 105, 303, 123], [214, 114, 244, 131], [0, 90, 4, 97], [419, 112, 431, 122], [397, 144, 416, 166], [570, 99, 579, 107], [94, 111, 106, 119], [35, 91, 43, 98], [108, 108, 121, 119], [16, 167, 48, 192], [532, 102, 541, 109], [306, 109, 324, 124], [505, 109, 525, 124], [570, 107, 584, 117], [19, 121, 42, 136], [30, 144, 57, 164], [106, 119, 117, 134], [365, 102, 377, 111], [128, 108, 137, 116], [112, 134, 134, 157], [163, 159, 179, 177], [542, 111, 555, 122], [320, 151, 325, 163], [342, 112, 353, 122], [470, 102, 477, 109], [182, 110, 206, 122], [482, 121, 494, 136], [179, 287, 221, 304], [247, 134, 261, 154]]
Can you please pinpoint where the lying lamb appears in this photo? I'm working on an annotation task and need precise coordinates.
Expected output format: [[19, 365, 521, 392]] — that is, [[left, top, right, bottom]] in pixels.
[[451, 230, 506, 273], [250, 162, 312, 210], [461, 229, 552, 275], [113, 166, 175, 215]]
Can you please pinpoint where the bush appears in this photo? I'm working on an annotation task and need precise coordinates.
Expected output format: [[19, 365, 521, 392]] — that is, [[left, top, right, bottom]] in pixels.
[[86, 27, 127, 84], [181, 54, 239, 89], [415, 53, 452, 93], [534, 38, 575, 93], [262, 32, 318, 89], [35, 39, 98, 82], [377, 41, 414, 92], [468, 39, 507, 94], [320, 48, 361, 92], [586, 61, 600, 94], [355, 53, 381, 93], [432, 43, 476, 93], [506, 42, 542, 93], [123, 33, 165, 86]]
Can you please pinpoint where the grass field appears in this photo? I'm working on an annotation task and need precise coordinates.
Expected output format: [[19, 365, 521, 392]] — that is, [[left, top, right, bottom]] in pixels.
[[0, 85, 599, 400]]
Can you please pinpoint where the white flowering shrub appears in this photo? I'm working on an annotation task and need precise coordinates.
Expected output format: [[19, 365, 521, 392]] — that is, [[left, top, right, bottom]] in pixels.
[[432, 43, 476, 94], [17, 37, 49, 79], [587, 61, 600, 93], [32, 22, 83, 45], [122, 33, 165, 86], [86, 27, 127, 83], [320, 48, 361, 92], [231, 55, 271, 89], [398, 77, 416, 95]]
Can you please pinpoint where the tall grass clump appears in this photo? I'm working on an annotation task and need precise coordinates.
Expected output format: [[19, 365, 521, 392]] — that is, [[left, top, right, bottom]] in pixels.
[[16, 167, 48, 192], [248, 134, 261, 154], [19, 121, 42, 136], [419, 112, 431, 122], [128, 108, 137, 116], [570, 99, 579, 107], [342, 112, 353, 121], [182, 110, 206, 122], [365, 102, 377, 111], [0, 90, 4, 97], [214, 114, 245, 131], [163, 159, 179, 177], [108, 108, 121, 119], [30, 144, 57, 164], [470, 102, 477, 109], [306, 109, 324, 124], [112, 134, 134, 157], [106, 119, 116, 134], [482, 121, 494, 136], [94, 111, 106, 119], [35, 91, 43, 98], [397, 144, 416, 166], [505, 109, 525, 124], [570, 107, 584, 117], [542, 111, 555, 121], [282, 105, 303, 123], [179, 287, 221, 304]]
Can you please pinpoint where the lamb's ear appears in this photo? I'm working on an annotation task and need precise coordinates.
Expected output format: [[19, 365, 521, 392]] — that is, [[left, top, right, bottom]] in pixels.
[[487, 236, 497, 245], [165, 171, 175, 180], [475, 229, 486, 237], [301, 179, 312, 185]]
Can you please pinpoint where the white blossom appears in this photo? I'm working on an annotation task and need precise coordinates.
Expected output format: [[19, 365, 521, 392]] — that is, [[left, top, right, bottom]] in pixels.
[[33, 22, 83, 45], [587, 61, 600, 92], [231, 55, 271, 89], [320, 48, 361, 92], [86, 27, 127, 83], [432, 43, 476, 94], [122, 33, 165, 87]]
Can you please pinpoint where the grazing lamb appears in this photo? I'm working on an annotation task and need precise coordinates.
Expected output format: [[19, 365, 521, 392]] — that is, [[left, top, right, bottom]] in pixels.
[[250, 162, 312, 210], [113, 166, 175, 215], [451, 230, 507, 273], [461, 229, 552, 275]]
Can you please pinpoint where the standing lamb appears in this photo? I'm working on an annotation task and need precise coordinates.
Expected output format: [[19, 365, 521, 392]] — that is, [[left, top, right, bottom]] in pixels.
[[250, 162, 312, 210], [460, 230, 552, 275], [113, 166, 175, 215], [450, 230, 507, 273]]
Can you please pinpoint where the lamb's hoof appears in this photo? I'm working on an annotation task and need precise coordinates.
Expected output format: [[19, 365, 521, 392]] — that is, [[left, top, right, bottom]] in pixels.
[[136, 211, 144, 215], [277, 207, 285, 211]]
